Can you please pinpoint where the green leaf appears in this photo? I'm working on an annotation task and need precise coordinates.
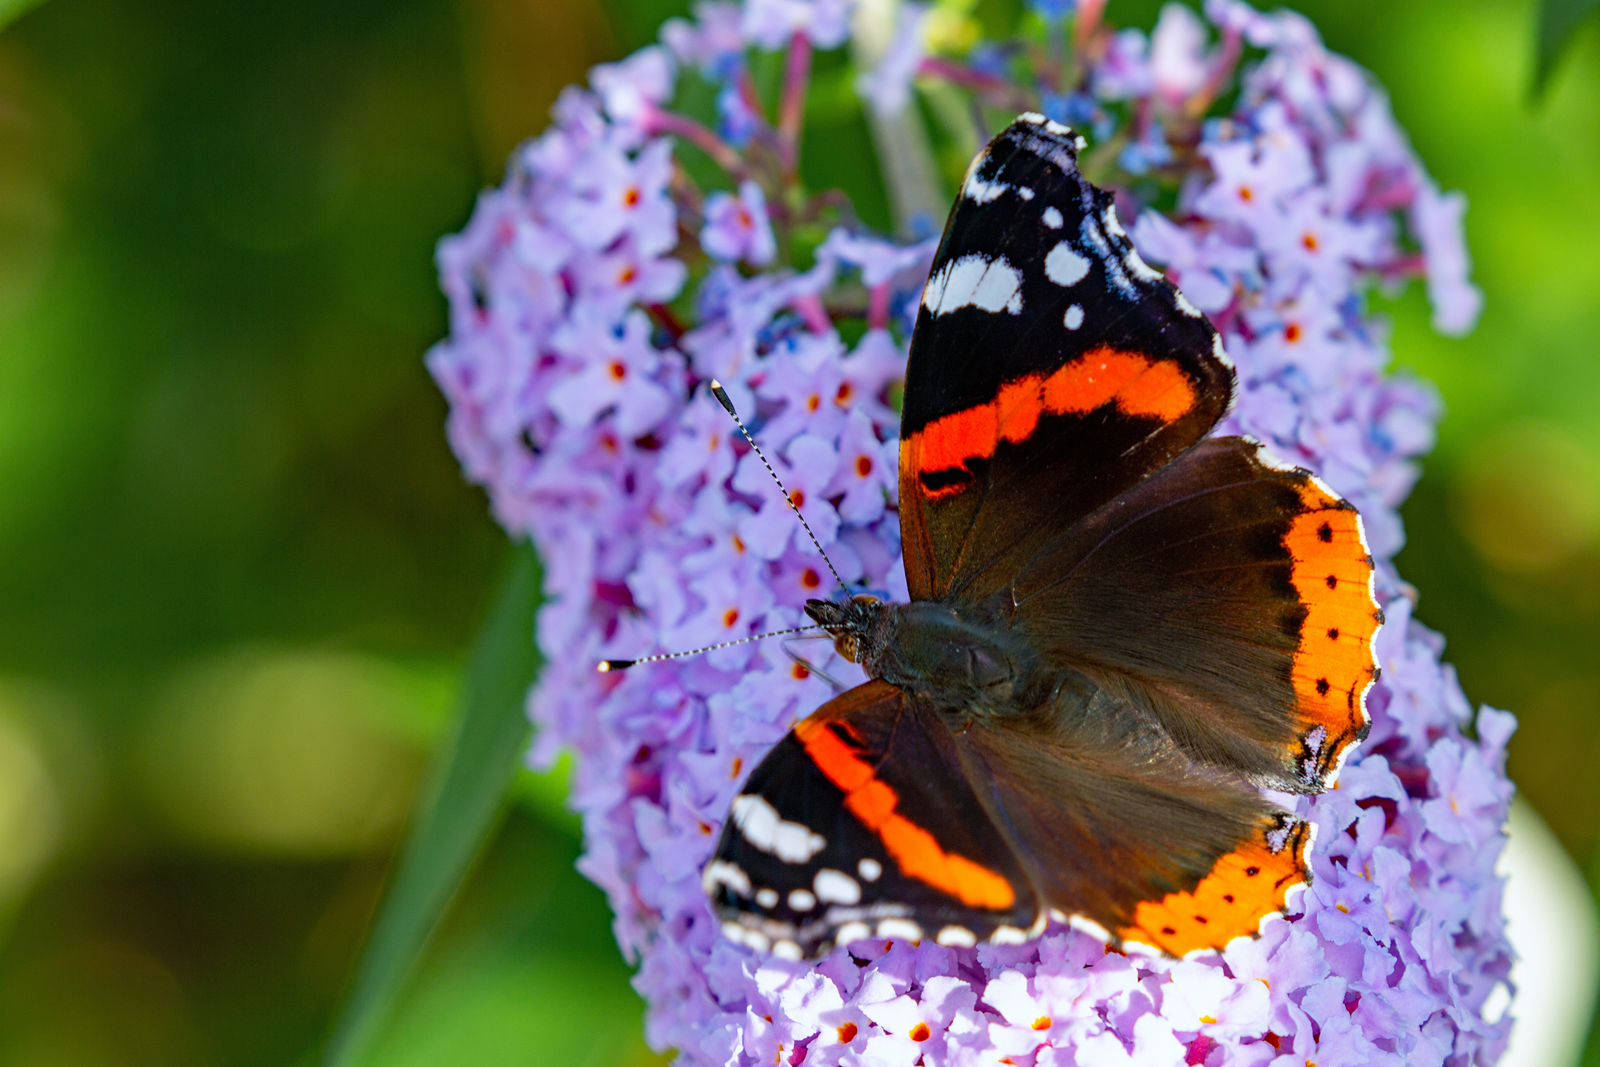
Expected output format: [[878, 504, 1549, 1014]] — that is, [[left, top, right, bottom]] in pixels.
[[322, 541, 544, 1067], [0, 0, 45, 32], [1535, 0, 1600, 97]]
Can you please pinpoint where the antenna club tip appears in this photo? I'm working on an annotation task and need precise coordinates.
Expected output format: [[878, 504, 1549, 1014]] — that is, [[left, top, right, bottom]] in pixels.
[[597, 660, 635, 672], [709, 380, 737, 415]]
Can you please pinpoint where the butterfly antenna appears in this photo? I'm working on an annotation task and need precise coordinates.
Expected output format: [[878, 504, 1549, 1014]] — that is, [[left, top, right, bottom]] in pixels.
[[597, 625, 824, 672], [709, 379, 849, 594]]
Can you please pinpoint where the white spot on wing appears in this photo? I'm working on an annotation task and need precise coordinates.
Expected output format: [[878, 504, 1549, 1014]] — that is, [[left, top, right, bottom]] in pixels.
[[788, 888, 816, 911], [876, 918, 923, 942], [1019, 111, 1046, 125], [857, 858, 882, 882], [1068, 914, 1112, 943], [814, 868, 861, 904], [1064, 304, 1084, 330], [989, 925, 1028, 945], [1017, 186, 1035, 200], [1124, 248, 1163, 283], [936, 925, 977, 947], [1045, 242, 1091, 287], [1212, 332, 1235, 370], [703, 860, 752, 897], [964, 173, 1010, 203], [1103, 204, 1128, 238], [1042, 206, 1063, 229], [835, 920, 871, 945], [1174, 289, 1202, 318], [773, 939, 803, 960], [922, 254, 1024, 316], [730, 794, 827, 862], [756, 887, 779, 908]]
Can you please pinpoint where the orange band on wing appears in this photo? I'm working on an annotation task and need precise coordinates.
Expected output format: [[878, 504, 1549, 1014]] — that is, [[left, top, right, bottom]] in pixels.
[[1118, 821, 1309, 956], [903, 348, 1198, 499], [1284, 480, 1380, 782], [795, 717, 1015, 910]]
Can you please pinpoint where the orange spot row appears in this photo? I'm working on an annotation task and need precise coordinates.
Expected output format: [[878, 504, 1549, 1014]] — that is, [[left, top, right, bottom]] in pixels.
[[904, 348, 1198, 483], [1283, 481, 1379, 782], [795, 718, 1016, 910], [1119, 826, 1307, 956]]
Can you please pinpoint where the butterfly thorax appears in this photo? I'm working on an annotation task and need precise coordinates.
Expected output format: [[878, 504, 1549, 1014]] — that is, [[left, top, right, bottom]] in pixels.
[[804, 595, 1047, 717]]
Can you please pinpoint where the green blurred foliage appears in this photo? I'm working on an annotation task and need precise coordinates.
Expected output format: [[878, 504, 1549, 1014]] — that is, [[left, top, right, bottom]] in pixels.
[[0, 0, 1597, 1062]]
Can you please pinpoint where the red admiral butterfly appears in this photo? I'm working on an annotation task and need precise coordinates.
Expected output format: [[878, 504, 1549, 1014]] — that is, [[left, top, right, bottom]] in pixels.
[[701, 114, 1380, 960]]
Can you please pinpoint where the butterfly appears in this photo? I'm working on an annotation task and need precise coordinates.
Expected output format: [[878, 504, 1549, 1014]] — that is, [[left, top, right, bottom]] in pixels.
[[701, 113, 1381, 961]]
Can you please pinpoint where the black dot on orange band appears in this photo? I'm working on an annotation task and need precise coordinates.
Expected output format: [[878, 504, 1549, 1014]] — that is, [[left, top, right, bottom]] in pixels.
[[1245, 866, 1261, 877], [1327, 627, 1340, 640], [1316, 678, 1330, 695], [1223, 894, 1235, 903], [1194, 915, 1208, 924], [1162, 926, 1176, 935], [1325, 574, 1338, 589], [1318, 523, 1333, 542]]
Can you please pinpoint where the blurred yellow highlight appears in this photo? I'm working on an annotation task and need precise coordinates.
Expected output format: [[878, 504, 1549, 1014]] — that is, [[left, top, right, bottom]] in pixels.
[[138, 648, 448, 857], [1453, 420, 1600, 574]]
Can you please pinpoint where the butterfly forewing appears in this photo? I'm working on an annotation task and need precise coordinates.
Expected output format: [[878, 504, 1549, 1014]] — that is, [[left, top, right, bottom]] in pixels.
[[899, 114, 1236, 602]]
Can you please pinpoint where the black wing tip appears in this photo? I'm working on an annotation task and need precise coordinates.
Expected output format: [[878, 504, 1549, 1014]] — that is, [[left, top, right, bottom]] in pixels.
[[1008, 112, 1089, 155]]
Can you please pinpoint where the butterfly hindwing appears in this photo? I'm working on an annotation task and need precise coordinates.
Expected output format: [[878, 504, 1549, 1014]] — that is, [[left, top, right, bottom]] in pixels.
[[707, 680, 1038, 958], [899, 114, 1236, 602], [708, 676, 1314, 960], [1007, 435, 1378, 793]]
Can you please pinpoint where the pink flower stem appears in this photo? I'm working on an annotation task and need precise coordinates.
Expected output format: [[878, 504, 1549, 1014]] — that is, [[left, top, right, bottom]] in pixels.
[[645, 107, 748, 181], [791, 293, 833, 335], [867, 283, 891, 331], [1074, 0, 1107, 48], [1188, 27, 1243, 118], [778, 33, 812, 175], [738, 66, 771, 129], [917, 58, 1033, 111]]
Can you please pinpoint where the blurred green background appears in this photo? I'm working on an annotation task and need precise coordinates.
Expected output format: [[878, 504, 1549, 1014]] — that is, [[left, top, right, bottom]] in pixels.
[[0, 0, 1597, 1063]]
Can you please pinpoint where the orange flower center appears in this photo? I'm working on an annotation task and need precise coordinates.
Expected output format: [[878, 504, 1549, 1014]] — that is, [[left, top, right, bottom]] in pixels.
[[801, 568, 821, 589], [723, 608, 739, 628], [609, 361, 627, 381], [1285, 323, 1303, 343], [623, 186, 640, 208], [908, 1023, 931, 1043], [855, 455, 873, 477]]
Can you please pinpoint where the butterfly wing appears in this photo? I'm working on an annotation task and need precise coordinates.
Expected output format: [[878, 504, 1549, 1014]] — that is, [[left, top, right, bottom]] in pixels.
[[1006, 435, 1379, 793], [706, 679, 1038, 958], [708, 677, 1311, 959], [948, 685, 1312, 956], [899, 114, 1235, 602]]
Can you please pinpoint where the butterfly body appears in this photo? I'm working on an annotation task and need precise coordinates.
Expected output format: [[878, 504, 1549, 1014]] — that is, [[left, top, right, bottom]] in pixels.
[[805, 596, 1049, 717], [704, 114, 1380, 962]]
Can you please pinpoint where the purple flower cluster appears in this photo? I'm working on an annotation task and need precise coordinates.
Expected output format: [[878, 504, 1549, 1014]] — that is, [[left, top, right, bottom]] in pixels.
[[427, 2, 1514, 1064]]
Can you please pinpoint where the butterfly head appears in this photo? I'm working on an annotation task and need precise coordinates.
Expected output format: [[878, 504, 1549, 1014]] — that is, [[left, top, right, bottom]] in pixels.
[[804, 594, 888, 667]]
